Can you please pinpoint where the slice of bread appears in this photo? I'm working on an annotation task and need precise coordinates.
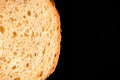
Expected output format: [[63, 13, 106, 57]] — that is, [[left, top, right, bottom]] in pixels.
[[0, 0, 61, 80]]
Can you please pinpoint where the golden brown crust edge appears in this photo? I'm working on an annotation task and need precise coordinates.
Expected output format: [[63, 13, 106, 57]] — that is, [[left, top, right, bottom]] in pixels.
[[44, 0, 61, 80]]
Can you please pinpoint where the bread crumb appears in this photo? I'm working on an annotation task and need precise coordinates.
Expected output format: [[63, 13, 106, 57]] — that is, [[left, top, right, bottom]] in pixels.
[[0, 0, 61, 79]]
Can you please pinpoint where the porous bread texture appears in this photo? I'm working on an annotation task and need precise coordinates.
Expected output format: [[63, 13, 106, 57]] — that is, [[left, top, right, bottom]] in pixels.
[[0, 0, 61, 80]]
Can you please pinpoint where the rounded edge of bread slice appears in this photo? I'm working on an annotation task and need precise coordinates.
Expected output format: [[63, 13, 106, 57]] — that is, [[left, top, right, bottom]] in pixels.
[[41, 0, 61, 80], [0, 0, 61, 80]]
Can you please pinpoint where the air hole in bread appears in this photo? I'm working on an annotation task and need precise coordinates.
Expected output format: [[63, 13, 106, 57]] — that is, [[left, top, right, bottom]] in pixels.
[[24, 33, 29, 37], [0, 57, 6, 62], [0, 26, 5, 34], [34, 53, 37, 56], [48, 42, 50, 46], [7, 60, 10, 63], [37, 71, 43, 77], [9, 11, 12, 14], [11, 66, 16, 70], [12, 32, 17, 38], [54, 54, 56, 57], [40, 11, 43, 14], [27, 10, 31, 16], [36, 3, 38, 6], [17, 23, 21, 27], [42, 48, 45, 55], [24, 29, 29, 37], [3, 58, 6, 62], [26, 63, 29, 68], [5, 0, 8, 2], [51, 66, 55, 72], [0, 15, 3, 18], [10, 75, 13, 78], [31, 31, 34, 37], [13, 0, 16, 3], [23, 15, 26, 18], [30, 54, 32, 58], [10, 17, 16, 22], [14, 77, 20, 80], [13, 52, 17, 56]]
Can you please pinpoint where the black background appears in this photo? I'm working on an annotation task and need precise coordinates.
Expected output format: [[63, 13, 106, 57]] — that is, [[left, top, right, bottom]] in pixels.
[[47, 0, 70, 80], [96, 0, 120, 80]]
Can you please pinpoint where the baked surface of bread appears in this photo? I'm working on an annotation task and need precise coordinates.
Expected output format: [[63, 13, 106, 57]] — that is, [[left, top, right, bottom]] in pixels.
[[0, 0, 61, 80]]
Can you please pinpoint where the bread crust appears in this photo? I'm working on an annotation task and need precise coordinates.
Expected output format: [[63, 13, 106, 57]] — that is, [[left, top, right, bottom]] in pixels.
[[44, 0, 61, 79]]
